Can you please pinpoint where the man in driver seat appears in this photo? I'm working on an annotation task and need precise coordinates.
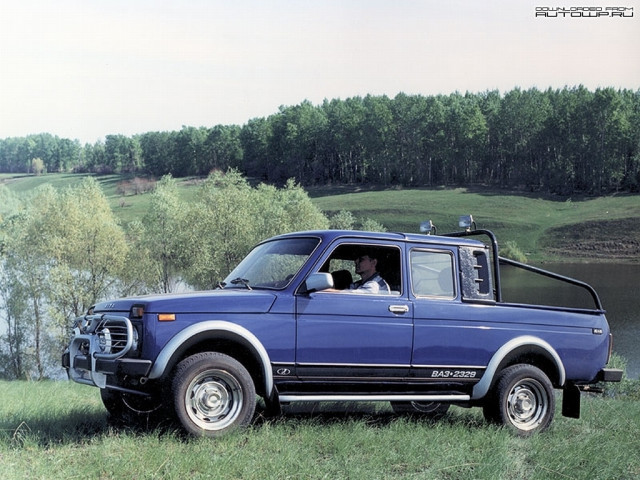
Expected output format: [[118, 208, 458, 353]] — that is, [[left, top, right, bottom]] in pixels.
[[351, 252, 390, 294]]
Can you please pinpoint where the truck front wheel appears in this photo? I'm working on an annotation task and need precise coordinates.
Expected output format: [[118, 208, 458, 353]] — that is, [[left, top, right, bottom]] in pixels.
[[485, 364, 555, 435], [172, 352, 256, 437]]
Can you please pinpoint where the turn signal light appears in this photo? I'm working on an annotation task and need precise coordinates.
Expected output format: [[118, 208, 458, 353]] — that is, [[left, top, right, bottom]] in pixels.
[[158, 313, 176, 322]]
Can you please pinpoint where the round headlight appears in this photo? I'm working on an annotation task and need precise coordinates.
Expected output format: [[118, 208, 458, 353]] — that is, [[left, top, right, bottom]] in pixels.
[[98, 328, 112, 354]]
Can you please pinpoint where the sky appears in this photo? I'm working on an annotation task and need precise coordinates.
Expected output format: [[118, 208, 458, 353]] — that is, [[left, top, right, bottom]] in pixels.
[[1, 0, 638, 144]]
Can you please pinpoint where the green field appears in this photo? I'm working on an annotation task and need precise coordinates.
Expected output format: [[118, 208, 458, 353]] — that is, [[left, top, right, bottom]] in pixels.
[[307, 185, 640, 263], [0, 380, 639, 480], [2, 173, 639, 262]]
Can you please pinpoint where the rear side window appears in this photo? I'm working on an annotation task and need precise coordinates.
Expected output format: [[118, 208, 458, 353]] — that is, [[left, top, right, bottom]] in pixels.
[[410, 249, 455, 298], [459, 246, 495, 302]]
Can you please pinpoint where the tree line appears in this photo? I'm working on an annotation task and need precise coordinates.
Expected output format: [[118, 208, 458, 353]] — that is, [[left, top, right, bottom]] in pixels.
[[1, 86, 639, 195], [0, 171, 385, 380]]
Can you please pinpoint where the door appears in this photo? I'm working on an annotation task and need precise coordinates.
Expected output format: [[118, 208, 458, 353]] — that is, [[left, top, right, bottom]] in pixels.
[[295, 241, 412, 382], [410, 247, 487, 383]]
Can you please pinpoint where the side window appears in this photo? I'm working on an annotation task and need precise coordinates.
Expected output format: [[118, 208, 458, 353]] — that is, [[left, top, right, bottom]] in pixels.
[[320, 243, 402, 295], [410, 249, 455, 298], [459, 246, 495, 302]]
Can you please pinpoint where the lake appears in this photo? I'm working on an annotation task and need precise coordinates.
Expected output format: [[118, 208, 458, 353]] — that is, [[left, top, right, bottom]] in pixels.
[[501, 263, 640, 379]]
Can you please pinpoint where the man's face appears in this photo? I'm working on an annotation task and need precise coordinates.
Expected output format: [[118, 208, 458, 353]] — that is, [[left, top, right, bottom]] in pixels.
[[354, 255, 376, 276]]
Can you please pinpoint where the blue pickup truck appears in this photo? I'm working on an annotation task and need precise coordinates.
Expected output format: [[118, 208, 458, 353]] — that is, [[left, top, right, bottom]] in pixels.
[[63, 216, 622, 436]]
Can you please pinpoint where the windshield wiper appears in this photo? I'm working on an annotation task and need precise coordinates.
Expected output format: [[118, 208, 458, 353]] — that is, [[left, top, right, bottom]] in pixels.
[[230, 278, 252, 290], [215, 282, 226, 289]]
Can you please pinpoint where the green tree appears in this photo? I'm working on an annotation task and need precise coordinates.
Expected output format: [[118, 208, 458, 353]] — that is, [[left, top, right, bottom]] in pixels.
[[46, 178, 129, 321], [31, 157, 45, 175], [359, 217, 386, 232], [105, 134, 143, 173], [362, 95, 394, 185], [2, 187, 58, 379], [240, 117, 272, 180], [591, 87, 632, 192], [321, 97, 368, 184], [0, 247, 34, 379], [202, 125, 243, 173], [1, 179, 129, 377], [138, 131, 173, 176], [330, 210, 356, 230], [139, 175, 185, 292], [173, 126, 208, 176], [179, 170, 328, 289], [83, 140, 107, 173]]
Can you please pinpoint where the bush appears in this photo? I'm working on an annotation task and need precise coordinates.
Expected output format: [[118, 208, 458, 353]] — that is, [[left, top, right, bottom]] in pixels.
[[500, 240, 527, 263]]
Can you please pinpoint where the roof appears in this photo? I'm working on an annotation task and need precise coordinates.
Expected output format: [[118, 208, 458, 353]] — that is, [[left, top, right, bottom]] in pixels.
[[268, 229, 487, 248]]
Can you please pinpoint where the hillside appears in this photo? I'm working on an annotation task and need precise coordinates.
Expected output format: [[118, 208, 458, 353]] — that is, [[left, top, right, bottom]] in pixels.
[[2, 173, 639, 263], [307, 185, 640, 263]]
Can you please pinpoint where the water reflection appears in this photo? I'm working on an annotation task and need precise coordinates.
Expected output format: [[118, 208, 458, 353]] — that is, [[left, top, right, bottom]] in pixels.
[[501, 263, 640, 379]]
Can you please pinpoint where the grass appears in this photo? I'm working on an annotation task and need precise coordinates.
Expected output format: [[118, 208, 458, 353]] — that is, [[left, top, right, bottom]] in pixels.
[[2, 173, 639, 262], [1, 380, 639, 479]]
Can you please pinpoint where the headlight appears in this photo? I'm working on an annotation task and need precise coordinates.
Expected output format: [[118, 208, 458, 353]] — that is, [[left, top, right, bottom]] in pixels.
[[98, 328, 113, 354], [131, 327, 139, 352]]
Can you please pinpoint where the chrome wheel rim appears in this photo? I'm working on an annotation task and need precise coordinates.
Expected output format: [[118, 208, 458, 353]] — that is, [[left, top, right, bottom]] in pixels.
[[506, 379, 548, 431], [184, 369, 244, 431]]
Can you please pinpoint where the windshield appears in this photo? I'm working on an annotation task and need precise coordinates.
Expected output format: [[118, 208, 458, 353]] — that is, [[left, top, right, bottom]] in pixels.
[[222, 237, 320, 289]]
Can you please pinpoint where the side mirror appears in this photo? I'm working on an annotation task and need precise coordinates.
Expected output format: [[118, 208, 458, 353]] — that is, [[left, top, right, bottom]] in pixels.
[[303, 272, 334, 293]]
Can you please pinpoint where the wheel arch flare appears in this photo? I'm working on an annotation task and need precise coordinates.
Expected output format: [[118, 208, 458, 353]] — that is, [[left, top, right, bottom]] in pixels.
[[147, 321, 274, 398], [472, 335, 566, 400]]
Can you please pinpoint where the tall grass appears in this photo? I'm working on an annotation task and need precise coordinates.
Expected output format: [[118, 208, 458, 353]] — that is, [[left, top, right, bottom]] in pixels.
[[1, 380, 639, 479]]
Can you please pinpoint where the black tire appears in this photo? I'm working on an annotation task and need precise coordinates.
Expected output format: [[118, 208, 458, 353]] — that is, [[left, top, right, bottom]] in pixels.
[[487, 364, 555, 435], [172, 352, 256, 437], [100, 388, 166, 424], [391, 401, 450, 419]]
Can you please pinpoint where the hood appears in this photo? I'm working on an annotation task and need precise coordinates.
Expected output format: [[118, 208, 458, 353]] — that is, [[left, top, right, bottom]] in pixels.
[[92, 290, 278, 315]]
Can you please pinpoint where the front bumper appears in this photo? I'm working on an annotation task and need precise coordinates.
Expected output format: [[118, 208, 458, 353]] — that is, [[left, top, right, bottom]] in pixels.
[[62, 351, 152, 377], [63, 314, 149, 388]]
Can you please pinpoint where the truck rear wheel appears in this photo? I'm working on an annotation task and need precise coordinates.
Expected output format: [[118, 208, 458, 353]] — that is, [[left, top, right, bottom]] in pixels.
[[172, 352, 256, 437], [486, 364, 555, 435]]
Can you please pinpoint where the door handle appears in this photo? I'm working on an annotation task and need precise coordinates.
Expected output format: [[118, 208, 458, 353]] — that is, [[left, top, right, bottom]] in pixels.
[[389, 305, 409, 314]]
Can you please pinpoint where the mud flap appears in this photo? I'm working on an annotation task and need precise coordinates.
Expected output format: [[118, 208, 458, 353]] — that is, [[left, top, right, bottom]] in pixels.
[[562, 383, 581, 419], [263, 389, 282, 417]]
